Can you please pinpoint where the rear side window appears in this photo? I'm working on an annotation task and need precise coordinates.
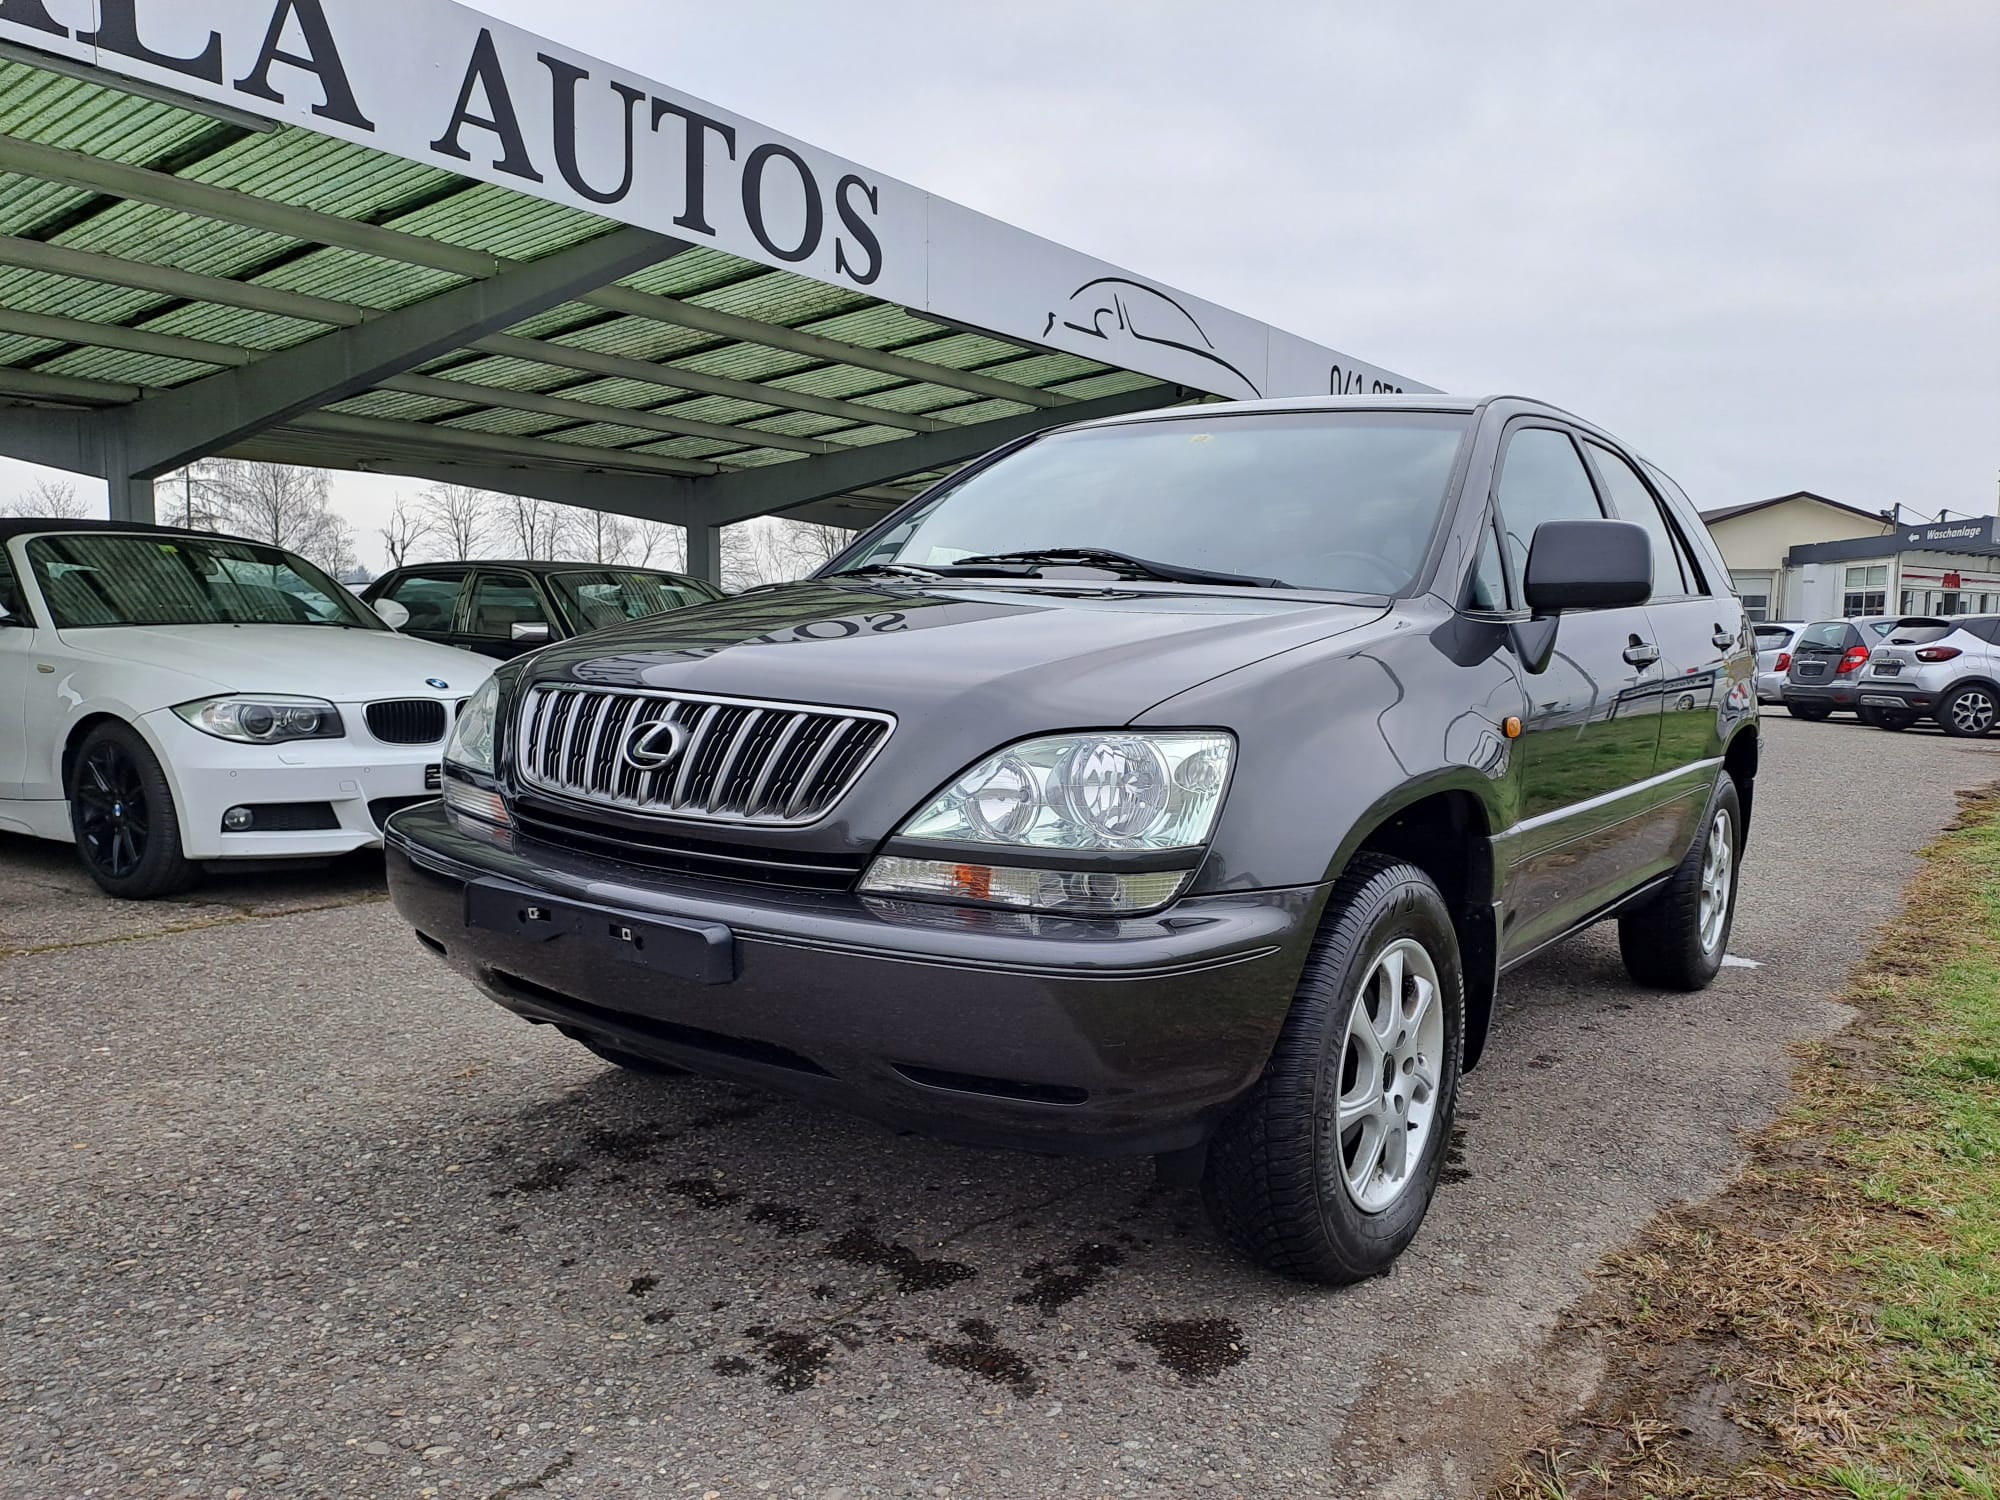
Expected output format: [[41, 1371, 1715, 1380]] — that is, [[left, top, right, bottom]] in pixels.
[[1799, 623, 1850, 651], [381, 571, 464, 632], [1585, 440, 1701, 598], [465, 572, 549, 639], [1889, 623, 1954, 645], [1493, 427, 1606, 583]]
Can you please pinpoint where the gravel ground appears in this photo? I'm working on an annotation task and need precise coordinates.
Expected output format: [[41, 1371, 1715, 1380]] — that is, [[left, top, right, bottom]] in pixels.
[[3, 712, 1995, 1500]]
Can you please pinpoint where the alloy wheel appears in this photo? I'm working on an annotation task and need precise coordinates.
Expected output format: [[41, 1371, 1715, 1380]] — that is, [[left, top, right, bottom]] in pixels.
[[74, 742, 149, 880], [1950, 689, 1996, 736], [1332, 937, 1446, 1214], [1699, 806, 1735, 954]]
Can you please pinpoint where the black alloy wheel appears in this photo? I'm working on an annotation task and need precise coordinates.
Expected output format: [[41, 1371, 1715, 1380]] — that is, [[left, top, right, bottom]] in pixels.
[[67, 722, 198, 899]]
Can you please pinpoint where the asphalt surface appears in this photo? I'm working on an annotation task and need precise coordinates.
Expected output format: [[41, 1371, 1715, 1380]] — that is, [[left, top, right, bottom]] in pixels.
[[3, 712, 1996, 1500]]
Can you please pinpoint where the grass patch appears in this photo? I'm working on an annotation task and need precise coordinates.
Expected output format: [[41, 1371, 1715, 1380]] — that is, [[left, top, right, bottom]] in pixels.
[[1496, 789, 2000, 1500]]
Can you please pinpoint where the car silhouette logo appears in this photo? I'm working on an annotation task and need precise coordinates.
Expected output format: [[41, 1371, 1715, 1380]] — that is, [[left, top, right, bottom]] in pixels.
[[426, 678, 450, 690], [621, 717, 691, 773], [1044, 277, 1261, 398]]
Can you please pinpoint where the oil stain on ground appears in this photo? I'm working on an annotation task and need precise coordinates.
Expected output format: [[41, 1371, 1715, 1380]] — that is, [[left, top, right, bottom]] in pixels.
[[1016, 1241, 1122, 1315], [490, 1096, 769, 1197], [1133, 1317, 1248, 1383], [823, 1221, 976, 1294], [925, 1317, 1039, 1396], [746, 1201, 819, 1236]]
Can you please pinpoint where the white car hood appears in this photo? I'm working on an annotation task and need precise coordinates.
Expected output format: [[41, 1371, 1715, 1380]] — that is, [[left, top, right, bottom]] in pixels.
[[56, 623, 493, 703]]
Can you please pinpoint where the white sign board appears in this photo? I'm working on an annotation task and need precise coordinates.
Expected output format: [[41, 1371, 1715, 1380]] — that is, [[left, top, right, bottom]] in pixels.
[[0, 0, 1432, 400]]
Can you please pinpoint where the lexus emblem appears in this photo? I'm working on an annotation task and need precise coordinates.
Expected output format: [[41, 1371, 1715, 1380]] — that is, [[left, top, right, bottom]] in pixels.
[[621, 717, 691, 772]]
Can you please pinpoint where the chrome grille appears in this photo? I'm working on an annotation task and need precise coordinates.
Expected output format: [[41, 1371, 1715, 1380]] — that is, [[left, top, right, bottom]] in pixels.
[[514, 685, 893, 826]]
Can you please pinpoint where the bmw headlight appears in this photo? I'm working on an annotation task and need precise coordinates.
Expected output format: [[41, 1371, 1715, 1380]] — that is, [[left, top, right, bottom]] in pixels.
[[860, 731, 1234, 914], [444, 676, 500, 776], [173, 695, 343, 744]]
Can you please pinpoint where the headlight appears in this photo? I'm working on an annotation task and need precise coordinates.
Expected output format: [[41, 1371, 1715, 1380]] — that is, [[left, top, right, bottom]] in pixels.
[[895, 732, 1233, 851], [445, 676, 501, 776], [860, 731, 1233, 915], [173, 695, 343, 744]]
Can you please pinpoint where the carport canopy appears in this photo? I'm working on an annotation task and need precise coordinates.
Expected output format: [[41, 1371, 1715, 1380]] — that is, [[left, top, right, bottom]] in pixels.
[[0, 1, 1428, 581]]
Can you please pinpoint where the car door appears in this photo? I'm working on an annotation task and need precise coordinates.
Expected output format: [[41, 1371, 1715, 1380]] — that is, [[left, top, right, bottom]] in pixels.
[[1583, 438, 1744, 861], [1489, 423, 1670, 960], [458, 569, 556, 660], [0, 541, 34, 799], [372, 568, 468, 647]]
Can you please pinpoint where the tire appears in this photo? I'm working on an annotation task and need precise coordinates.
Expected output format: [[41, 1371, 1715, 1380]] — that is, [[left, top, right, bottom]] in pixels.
[[1202, 855, 1463, 1284], [1938, 683, 1998, 739], [1785, 702, 1832, 721], [562, 1028, 690, 1076], [1618, 775, 1742, 991], [66, 721, 198, 900]]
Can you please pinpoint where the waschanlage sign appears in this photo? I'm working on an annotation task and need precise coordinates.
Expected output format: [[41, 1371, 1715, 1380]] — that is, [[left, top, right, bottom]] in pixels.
[[0, 0, 1430, 400]]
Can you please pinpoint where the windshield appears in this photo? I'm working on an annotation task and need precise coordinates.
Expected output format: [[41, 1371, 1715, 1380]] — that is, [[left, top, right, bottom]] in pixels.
[[550, 569, 719, 629], [26, 532, 383, 631], [837, 411, 1472, 594]]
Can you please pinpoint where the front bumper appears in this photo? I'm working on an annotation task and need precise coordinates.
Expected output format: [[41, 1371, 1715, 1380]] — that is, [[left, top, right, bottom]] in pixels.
[[142, 709, 445, 860], [384, 803, 1323, 1156]]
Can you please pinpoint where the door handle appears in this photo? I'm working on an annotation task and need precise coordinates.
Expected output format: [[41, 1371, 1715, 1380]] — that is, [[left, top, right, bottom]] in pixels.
[[1711, 626, 1737, 649], [1623, 641, 1660, 668]]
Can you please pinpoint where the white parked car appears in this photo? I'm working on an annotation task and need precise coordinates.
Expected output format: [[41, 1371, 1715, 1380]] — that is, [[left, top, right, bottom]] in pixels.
[[0, 520, 493, 898]]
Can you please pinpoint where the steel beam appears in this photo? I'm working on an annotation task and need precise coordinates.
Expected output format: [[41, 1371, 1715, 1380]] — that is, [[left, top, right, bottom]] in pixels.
[[685, 523, 723, 586], [0, 234, 365, 327], [287, 411, 718, 479], [117, 227, 689, 478], [691, 384, 1179, 526]]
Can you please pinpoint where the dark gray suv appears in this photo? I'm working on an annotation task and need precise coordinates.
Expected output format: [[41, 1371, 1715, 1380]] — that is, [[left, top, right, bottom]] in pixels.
[[385, 395, 1757, 1283]]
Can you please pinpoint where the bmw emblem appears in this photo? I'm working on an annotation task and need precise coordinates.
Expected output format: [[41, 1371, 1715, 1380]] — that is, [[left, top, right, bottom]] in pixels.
[[425, 678, 450, 690]]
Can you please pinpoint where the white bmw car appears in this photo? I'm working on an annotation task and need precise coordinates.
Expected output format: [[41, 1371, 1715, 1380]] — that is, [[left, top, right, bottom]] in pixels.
[[0, 520, 493, 898]]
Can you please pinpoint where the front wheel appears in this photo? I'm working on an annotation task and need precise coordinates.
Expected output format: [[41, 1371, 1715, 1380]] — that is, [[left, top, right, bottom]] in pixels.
[[1618, 776, 1742, 991], [1785, 701, 1832, 721], [1939, 684, 1997, 739], [1202, 855, 1463, 1284], [67, 721, 198, 900]]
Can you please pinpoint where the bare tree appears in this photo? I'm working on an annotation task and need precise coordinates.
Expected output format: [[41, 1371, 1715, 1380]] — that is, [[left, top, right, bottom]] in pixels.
[[623, 519, 683, 570], [380, 496, 435, 568], [768, 519, 853, 575], [194, 459, 356, 575], [415, 483, 492, 560], [566, 506, 633, 565], [496, 493, 570, 561], [3, 477, 91, 519]]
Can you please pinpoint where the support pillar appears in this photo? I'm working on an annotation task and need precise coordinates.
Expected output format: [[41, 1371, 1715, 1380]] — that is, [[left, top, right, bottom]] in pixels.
[[686, 522, 723, 586], [107, 470, 155, 524]]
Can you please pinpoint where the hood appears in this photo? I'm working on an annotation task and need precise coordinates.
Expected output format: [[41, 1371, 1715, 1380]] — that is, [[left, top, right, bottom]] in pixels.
[[58, 623, 494, 702], [523, 579, 1382, 725]]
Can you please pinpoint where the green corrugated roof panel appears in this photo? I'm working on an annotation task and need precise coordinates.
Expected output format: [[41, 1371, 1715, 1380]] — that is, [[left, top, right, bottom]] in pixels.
[[0, 265, 162, 326], [0, 332, 53, 364], [623, 434, 742, 461], [135, 300, 334, 352], [437, 406, 571, 438], [387, 182, 614, 260], [553, 315, 717, 366], [737, 410, 848, 440], [414, 351, 573, 391], [684, 268, 870, 328], [0, 62, 212, 164], [253, 244, 463, 312], [819, 424, 913, 449], [616, 247, 769, 299], [852, 381, 1024, 418], [326, 390, 465, 422], [54, 199, 299, 280], [494, 300, 609, 342], [524, 419, 685, 451], [860, 328, 1034, 370], [191, 128, 458, 223], [802, 303, 946, 350], [763, 362, 906, 401], [36, 346, 214, 387], [637, 392, 779, 426], [670, 339, 819, 385], [968, 351, 1111, 388], [1048, 370, 1160, 399], [703, 445, 793, 469]]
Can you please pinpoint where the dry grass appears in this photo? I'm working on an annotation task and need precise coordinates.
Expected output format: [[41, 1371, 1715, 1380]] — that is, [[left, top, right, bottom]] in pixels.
[[1493, 790, 2000, 1500]]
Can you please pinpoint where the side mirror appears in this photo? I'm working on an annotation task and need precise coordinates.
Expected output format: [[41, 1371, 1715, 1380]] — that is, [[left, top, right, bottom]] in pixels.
[[1511, 520, 1651, 675], [371, 597, 411, 630], [511, 621, 553, 643], [1523, 520, 1651, 614]]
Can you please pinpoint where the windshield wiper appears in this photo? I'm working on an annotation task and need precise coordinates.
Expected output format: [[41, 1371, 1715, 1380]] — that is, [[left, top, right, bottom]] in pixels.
[[826, 562, 944, 582], [946, 547, 1288, 588]]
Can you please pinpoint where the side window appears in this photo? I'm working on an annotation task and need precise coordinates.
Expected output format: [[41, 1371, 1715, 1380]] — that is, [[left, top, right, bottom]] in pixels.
[[1463, 513, 1511, 611], [0, 545, 30, 622], [382, 571, 465, 633], [1492, 426, 1606, 584], [466, 572, 549, 639], [1585, 441, 1696, 598]]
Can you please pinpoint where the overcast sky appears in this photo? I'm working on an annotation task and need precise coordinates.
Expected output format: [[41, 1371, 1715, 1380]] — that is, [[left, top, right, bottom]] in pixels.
[[5, 1, 1996, 569]]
